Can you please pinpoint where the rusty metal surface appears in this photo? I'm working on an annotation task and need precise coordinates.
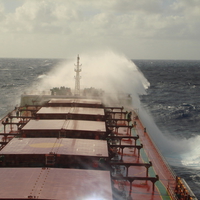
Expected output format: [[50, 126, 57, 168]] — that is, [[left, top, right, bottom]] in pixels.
[[22, 119, 106, 132], [0, 168, 113, 199], [37, 107, 104, 115], [64, 120, 106, 132], [0, 138, 108, 157], [37, 107, 71, 114], [22, 119, 65, 130], [48, 99, 74, 104], [48, 98, 102, 105]]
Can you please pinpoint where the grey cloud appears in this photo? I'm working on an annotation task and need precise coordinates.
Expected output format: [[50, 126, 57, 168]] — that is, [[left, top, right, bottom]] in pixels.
[[0, 0, 200, 59]]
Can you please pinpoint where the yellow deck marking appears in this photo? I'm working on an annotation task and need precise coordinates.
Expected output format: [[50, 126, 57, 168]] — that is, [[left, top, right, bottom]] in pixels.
[[30, 143, 64, 148]]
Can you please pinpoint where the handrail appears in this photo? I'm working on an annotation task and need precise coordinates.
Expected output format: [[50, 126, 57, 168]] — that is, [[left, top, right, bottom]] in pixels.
[[132, 108, 176, 178], [132, 108, 198, 199]]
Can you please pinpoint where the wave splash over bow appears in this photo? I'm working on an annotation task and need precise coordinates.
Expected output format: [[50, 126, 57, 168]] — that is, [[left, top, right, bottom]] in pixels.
[[36, 50, 149, 107], [36, 50, 199, 169]]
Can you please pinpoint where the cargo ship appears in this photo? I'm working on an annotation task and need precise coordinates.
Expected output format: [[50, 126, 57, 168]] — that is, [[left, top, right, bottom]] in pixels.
[[0, 55, 197, 200]]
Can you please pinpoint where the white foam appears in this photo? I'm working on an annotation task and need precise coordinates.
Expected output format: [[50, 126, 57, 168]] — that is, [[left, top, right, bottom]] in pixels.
[[34, 50, 200, 169]]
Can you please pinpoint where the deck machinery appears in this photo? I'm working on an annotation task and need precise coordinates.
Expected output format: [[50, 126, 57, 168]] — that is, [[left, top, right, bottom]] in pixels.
[[0, 56, 197, 200]]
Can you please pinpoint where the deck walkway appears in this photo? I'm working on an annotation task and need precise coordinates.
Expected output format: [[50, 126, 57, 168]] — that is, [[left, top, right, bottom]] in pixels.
[[111, 112, 176, 199]]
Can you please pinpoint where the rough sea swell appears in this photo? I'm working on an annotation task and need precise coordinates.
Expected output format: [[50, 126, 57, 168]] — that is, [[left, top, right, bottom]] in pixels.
[[136, 60, 200, 198], [0, 54, 199, 198]]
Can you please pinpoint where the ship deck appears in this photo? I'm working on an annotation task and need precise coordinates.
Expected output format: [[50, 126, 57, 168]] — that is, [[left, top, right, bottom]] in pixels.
[[0, 54, 197, 199], [0, 168, 113, 199], [46, 98, 103, 107], [0, 103, 196, 199], [36, 106, 105, 120], [111, 115, 176, 199]]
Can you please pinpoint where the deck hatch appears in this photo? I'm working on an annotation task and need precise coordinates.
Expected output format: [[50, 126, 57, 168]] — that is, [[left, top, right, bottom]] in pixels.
[[47, 98, 103, 108], [0, 138, 108, 167], [0, 138, 108, 157], [0, 168, 113, 199], [22, 119, 106, 132], [36, 106, 105, 120]]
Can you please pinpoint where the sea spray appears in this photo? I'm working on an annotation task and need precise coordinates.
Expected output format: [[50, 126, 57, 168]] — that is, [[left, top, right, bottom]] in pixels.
[[178, 135, 200, 169], [35, 51, 148, 106], [3, 51, 197, 170], [35, 52, 176, 151], [137, 105, 190, 167], [34, 51, 183, 160], [0, 57, 199, 197]]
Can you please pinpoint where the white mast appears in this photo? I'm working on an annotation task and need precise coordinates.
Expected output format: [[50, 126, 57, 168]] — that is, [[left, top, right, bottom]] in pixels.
[[74, 55, 82, 96]]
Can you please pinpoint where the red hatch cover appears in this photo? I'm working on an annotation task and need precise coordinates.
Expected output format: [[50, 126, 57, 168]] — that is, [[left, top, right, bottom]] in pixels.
[[0, 138, 108, 157], [37, 107, 105, 115], [48, 98, 102, 105], [64, 120, 106, 132], [22, 119, 65, 130], [22, 119, 106, 132], [0, 168, 113, 199]]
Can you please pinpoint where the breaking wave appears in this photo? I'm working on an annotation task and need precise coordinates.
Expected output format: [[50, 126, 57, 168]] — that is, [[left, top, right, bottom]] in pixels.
[[35, 50, 149, 108]]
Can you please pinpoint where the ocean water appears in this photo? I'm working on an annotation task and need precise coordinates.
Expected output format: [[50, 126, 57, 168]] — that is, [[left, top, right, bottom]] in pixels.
[[0, 57, 199, 198], [135, 59, 200, 198]]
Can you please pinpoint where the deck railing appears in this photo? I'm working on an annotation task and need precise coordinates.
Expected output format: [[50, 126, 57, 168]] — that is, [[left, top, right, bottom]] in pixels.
[[132, 108, 198, 200]]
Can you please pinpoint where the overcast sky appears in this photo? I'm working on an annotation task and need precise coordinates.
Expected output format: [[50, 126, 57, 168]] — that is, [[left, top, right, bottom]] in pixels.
[[0, 0, 200, 60]]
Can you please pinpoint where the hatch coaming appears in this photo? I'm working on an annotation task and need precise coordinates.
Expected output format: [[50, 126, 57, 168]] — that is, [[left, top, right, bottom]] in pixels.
[[0, 168, 113, 199], [0, 138, 109, 168], [36, 106, 105, 120]]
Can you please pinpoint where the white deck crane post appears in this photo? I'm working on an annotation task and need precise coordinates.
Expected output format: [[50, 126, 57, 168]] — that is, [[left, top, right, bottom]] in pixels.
[[74, 55, 82, 96]]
